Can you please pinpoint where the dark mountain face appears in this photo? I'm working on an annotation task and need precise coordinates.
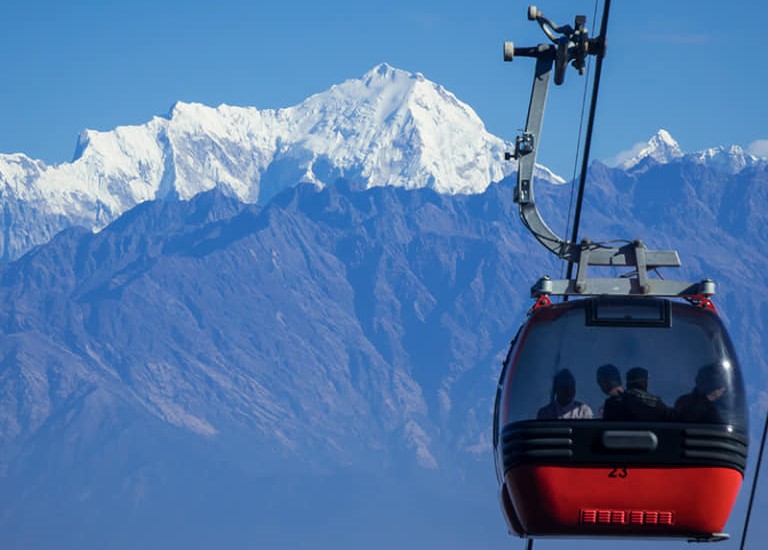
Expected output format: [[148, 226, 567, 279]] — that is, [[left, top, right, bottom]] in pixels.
[[0, 159, 766, 549], [0, 178, 557, 463]]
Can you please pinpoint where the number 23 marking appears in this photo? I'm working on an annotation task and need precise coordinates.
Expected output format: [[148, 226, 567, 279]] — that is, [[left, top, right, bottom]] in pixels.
[[608, 467, 628, 478]]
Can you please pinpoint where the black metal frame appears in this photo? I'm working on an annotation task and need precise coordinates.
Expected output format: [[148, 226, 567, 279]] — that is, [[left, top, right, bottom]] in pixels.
[[501, 420, 748, 475]]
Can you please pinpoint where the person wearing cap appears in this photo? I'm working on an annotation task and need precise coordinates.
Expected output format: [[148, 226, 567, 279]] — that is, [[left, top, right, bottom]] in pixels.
[[537, 368, 593, 419], [674, 363, 728, 423], [596, 363, 625, 420], [614, 367, 671, 421]]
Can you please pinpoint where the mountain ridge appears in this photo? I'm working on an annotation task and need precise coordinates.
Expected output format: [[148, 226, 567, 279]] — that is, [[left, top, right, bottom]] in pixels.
[[4, 65, 763, 265], [0, 162, 767, 548], [0, 64, 521, 262], [0, 65, 767, 549]]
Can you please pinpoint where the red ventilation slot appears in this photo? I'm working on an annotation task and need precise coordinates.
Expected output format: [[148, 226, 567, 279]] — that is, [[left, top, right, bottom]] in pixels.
[[581, 509, 675, 526]]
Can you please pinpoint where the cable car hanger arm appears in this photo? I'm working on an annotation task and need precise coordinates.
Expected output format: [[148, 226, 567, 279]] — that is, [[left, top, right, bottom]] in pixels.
[[503, 6, 712, 298]]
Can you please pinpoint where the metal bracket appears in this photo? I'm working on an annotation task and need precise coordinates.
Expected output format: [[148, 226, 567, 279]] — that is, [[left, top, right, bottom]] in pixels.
[[504, 7, 699, 298], [530, 240, 716, 298], [634, 240, 650, 294], [514, 132, 534, 159], [531, 276, 717, 299], [504, 9, 608, 264]]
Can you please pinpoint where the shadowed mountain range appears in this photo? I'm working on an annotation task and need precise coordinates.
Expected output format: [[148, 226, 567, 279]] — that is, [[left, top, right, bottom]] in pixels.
[[0, 153, 766, 548], [0, 66, 766, 549]]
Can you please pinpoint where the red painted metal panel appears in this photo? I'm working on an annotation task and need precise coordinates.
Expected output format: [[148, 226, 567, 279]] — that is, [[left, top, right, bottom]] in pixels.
[[505, 465, 742, 537]]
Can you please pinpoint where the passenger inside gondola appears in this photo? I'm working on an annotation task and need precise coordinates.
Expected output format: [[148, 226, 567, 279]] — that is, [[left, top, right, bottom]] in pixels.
[[612, 367, 671, 421], [596, 363, 624, 420], [674, 363, 728, 423], [536, 368, 593, 419]]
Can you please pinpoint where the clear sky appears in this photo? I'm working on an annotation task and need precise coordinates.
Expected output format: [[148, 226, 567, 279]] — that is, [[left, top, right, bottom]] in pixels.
[[2, 0, 766, 178]]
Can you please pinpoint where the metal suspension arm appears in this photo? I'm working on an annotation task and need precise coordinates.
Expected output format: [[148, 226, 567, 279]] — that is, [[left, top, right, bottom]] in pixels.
[[502, 6, 704, 298], [505, 43, 577, 262], [503, 8, 599, 263]]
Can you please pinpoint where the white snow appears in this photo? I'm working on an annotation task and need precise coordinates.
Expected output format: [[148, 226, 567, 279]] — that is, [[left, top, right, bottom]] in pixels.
[[0, 65, 530, 244], [602, 129, 765, 176], [608, 129, 684, 170], [689, 145, 762, 174], [0, 65, 530, 259], [0, 66, 755, 261]]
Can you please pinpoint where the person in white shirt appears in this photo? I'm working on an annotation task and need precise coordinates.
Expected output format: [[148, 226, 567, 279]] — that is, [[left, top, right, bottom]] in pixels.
[[536, 368, 594, 419]]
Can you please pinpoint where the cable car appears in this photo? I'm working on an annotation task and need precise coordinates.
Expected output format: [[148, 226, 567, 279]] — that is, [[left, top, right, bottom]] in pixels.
[[493, 294, 748, 541], [493, 6, 748, 543]]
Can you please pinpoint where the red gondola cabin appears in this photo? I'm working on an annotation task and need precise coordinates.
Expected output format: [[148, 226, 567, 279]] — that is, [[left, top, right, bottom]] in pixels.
[[493, 297, 748, 541]]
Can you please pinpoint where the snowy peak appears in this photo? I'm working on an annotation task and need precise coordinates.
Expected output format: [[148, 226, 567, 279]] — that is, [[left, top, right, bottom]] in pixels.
[[648, 129, 682, 157], [288, 63, 506, 192], [362, 62, 424, 88], [605, 130, 765, 174], [619, 129, 684, 170], [690, 144, 762, 174], [299, 62, 490, 144], [78, 63, 512, 199], [608, 129, 764, 175], [0, 65, 522, 261]]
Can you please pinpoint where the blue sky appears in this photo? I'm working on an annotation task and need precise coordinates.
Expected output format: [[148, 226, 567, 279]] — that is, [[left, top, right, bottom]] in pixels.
[[2, 0, 767, 178]]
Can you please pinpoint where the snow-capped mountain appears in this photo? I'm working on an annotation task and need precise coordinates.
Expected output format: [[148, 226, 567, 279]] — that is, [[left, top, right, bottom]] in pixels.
[[612, 129, 683, 170], [688, 144, 764, 174], [0, 64, 533, 261], [611, 128, 765, 175], [0, 65, 767, 549], [0, 66, 761, 264]]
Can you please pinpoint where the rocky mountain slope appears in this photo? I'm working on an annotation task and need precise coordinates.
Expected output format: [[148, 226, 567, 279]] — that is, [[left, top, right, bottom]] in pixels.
[[0, 66, 766, 549]]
